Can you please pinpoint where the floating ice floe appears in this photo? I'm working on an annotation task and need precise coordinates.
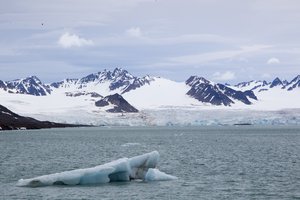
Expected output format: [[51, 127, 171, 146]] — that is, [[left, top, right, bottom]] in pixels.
[[121, 142, 141, 147], [17, 151, 177, 187]]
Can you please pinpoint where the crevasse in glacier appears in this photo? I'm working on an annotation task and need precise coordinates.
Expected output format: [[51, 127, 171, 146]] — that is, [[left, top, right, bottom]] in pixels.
[[17, 151, 177, 187]]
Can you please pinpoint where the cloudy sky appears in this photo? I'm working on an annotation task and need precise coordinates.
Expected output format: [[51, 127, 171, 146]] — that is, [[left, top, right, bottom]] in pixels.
[[1, 0, 300, 83]]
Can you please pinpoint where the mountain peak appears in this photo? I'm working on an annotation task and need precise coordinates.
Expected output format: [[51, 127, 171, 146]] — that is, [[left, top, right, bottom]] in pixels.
[[186, 76, 210, 86], [11, 75, 41, 83], [95, 93, 138, 113], [49, 68, 153, 94], [292, 75, 300, 81], [112, 67, 125, 74], [112, 68, 133, 79], [286, 75, 300, 91], [4, 76, 51, 96], [235, 75, 300, 92], [186, 76, 255, 106], [270, 77, 283, 88], [273, 77, 281, 82], [27, 75, 40, 80], [78, 68, 134, 84]]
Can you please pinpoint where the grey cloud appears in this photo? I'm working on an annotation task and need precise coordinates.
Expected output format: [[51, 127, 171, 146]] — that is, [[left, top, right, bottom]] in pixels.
[[0, 0, 300, 83]]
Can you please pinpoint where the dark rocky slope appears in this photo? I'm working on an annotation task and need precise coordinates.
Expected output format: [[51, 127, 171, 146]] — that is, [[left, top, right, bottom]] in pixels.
[[0, 104, 84, 130], [95, 93, 138, 113], [186, 76, 256, 106]]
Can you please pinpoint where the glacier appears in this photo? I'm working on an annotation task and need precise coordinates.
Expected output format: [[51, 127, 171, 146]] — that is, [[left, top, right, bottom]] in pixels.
[[17, 151, 177, 187]]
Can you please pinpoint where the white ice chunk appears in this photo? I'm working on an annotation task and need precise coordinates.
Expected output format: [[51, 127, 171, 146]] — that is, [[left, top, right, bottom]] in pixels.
[[129, 151, 159, 179], [17, 151, 176, 187], [145, 168, 178, 181], [121, 143, 141, 147]]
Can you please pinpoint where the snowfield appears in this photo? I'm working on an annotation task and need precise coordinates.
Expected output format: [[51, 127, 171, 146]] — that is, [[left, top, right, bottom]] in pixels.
[[123, 77, 202, 109]]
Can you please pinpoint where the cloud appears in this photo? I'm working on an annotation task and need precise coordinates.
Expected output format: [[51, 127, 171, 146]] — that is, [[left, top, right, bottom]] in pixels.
[[213, 71, 236, 81], [261, 73, 271, 78], [126, 27, 142, 37], [58, 32, 93, 48], [160, 44, 272, 66], [240, 44, 272, 51], [267, 57, 280, 64], [97, 32, 233, 47]]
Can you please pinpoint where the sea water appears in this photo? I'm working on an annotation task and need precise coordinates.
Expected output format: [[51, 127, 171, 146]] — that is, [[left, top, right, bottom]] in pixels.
[[0, 126, 299, 200]]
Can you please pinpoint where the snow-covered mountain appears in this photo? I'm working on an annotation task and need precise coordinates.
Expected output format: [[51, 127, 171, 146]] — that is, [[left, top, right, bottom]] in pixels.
[[235, 80, 269, 91], [0, 68, 298, 109], [284, 75, 300, 91], [95, 93, 138, 113], [186, 76, 256, 106], [269, 77, 285, 88], [0, 68, 299, 126], [234, 75, 300, 92], [50, 68, 153, 96], [0, 76, 51, 96], [0, 68, 260, 107]]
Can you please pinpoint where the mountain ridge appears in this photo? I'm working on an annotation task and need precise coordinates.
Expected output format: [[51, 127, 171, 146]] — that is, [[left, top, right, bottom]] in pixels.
[[186, 76, 256, 106], [234, 75, 300, 92], [0, 68, 299, 108], [50, 68, 153, 95]]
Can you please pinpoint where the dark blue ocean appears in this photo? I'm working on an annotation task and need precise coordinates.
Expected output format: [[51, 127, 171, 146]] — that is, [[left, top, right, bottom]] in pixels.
[[1, 126, 299, 200]]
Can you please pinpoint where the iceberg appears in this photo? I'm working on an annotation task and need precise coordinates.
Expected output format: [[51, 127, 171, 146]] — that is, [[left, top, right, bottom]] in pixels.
[[17, 151, 177, 187]]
